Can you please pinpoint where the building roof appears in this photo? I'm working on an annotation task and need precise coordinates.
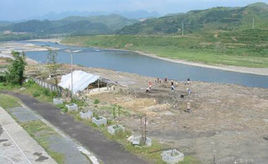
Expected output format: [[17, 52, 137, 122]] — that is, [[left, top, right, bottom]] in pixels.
[[59, 70, 100, 94]]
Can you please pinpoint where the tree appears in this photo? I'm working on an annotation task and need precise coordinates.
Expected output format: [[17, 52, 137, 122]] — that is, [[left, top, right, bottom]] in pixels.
[[5, 51, 26, 85], [46, 49, 59, 86]]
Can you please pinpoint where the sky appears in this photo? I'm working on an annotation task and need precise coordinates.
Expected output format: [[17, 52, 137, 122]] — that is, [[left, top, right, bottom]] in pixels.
[[0, 0, 268, 21]]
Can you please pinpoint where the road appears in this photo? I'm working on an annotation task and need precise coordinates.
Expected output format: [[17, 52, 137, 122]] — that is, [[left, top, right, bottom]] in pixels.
[[3, 91, 147, 164]]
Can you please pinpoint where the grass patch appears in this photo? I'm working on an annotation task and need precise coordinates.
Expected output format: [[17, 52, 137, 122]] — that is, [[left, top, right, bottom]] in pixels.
[[0, 80, 57, 103], [21, 120, 65, 164], [180, 156, 200, 164], [0, 93, 20, 108]]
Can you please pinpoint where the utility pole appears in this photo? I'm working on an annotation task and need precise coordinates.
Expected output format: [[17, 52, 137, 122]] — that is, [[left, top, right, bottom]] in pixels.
[[140, 115, 147, 145], [252, 17, 255, 29], [144, 116, 147, 142], [66, 49, 75, 98], [70, 52, 73, 98], [140, 116, 144, 144], [181, 22, 184, 36]]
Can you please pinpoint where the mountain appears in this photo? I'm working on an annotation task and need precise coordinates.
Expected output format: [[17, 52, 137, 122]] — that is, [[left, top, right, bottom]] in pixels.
[[0, 21, 11, 28], [34, 10, 160, 20], [0, 15, 136, 35], [34, 11, 107, 20], [118, 2, 268, 34], [62, 14, 137, 31], [115, 10, 160, 19]]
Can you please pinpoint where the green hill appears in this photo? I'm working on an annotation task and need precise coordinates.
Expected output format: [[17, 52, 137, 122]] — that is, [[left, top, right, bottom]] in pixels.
[[0, 15, 137, 36], [62, 14, 137, 31], [118, 2, 268, 34]]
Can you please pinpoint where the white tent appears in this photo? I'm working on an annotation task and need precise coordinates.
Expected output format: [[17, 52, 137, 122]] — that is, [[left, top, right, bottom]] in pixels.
[[59, 70, 100, 94]]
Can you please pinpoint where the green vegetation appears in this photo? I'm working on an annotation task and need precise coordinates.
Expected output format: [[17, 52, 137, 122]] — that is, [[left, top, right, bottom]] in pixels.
[[0, 33, 35, 42], [94, 99, 100, 104], [61, 3, 268, 68], [0, 80, 57, 103], [22, 80, 57, 102], [0, 94, 20, 108], [5, 51, 27, 85], [118, 2, 268, 34], [180, 156, 200, 164], [0, 15, 136, 37], [21, 120, 65, 164], [63, 14, 137, 31], [62, 32, 268, 67]]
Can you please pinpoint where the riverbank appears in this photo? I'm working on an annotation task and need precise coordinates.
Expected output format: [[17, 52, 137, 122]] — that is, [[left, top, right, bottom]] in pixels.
[[0, 41, 59, 65], [61, 35, 268, 76], [61, 42, 268, 76], [134, 50, 268, 76], [28, 38, 62, 44]]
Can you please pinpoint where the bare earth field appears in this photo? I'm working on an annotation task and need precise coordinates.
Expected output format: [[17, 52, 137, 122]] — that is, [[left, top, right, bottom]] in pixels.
[[27, 64, 268, 163]]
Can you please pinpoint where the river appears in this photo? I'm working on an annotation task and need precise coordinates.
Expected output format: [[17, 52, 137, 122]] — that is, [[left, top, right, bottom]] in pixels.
[[24, 41, 268, 88]]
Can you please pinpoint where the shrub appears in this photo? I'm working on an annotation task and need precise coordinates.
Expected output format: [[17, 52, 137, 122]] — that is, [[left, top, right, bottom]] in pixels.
[[33, 91, 40, 97], [0, 74, 6, 82], [23, 79, 35, 88], [71, 98, 85, 107], [5, 51, 26, 85], [61, 108, 68, 113], [94, 99, 100, 104], [42, 88, 50, 97]]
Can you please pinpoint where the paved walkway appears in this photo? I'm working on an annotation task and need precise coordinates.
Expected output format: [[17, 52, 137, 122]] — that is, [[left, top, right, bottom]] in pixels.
[[0, 106, 56, 164], [6, 106, 91, 164], [4, 91, 147, 164]]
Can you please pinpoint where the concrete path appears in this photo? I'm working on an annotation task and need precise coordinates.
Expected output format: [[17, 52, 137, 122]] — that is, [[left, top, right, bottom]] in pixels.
[[6, 106, 91, 164], [0, 106, 56, 164], [4, 91, 147, 164]]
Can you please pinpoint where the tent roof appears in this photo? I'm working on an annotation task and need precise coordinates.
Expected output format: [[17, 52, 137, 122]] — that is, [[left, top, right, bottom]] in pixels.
[[59, 70, 100, 94]]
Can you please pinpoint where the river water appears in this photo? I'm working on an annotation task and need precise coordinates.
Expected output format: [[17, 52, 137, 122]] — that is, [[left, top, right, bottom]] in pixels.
[[24, 41, 268, 88]]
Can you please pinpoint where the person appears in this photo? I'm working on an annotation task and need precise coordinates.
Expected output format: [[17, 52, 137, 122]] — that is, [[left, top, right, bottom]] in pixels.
[[187, 78, 191, 85], [187, 88, 191, 95], [156, 78, 160, 83], [148, 81, 152, 90], [186, 102, 191, 113], [164, 78, 168, 83], [171, 81, 175, 91], [171, 84, 175, 91]]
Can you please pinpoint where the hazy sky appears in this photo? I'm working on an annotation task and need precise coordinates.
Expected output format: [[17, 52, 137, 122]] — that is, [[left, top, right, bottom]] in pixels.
[[1, 0, 267, 21]]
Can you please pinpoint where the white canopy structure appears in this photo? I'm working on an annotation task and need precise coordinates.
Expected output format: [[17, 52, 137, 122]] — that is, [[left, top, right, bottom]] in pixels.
[[59, 70, 100, 94]]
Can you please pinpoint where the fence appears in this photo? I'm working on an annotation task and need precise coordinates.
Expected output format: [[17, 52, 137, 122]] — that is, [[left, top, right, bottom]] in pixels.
[[31, 78, 63, 95]]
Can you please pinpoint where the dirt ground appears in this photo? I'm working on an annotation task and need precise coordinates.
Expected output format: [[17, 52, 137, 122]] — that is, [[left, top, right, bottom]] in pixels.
[[27, 64, 268, 164], [0, 57, 11, 66]]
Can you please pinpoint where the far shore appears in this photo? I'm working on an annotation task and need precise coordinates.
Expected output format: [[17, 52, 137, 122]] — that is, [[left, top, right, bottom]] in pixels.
[[3, 38, 266, 76], [27, 38, 62, 44], [62, 41, 268, 76], [134, 50, 268, 76]]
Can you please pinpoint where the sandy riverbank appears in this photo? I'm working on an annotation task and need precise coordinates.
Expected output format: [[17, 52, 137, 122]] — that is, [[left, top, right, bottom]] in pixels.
[[134, 50, 268, 76], [0, 41, 59, 65], [0, 41, 59, 53], [28, 38, 62, 44]]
